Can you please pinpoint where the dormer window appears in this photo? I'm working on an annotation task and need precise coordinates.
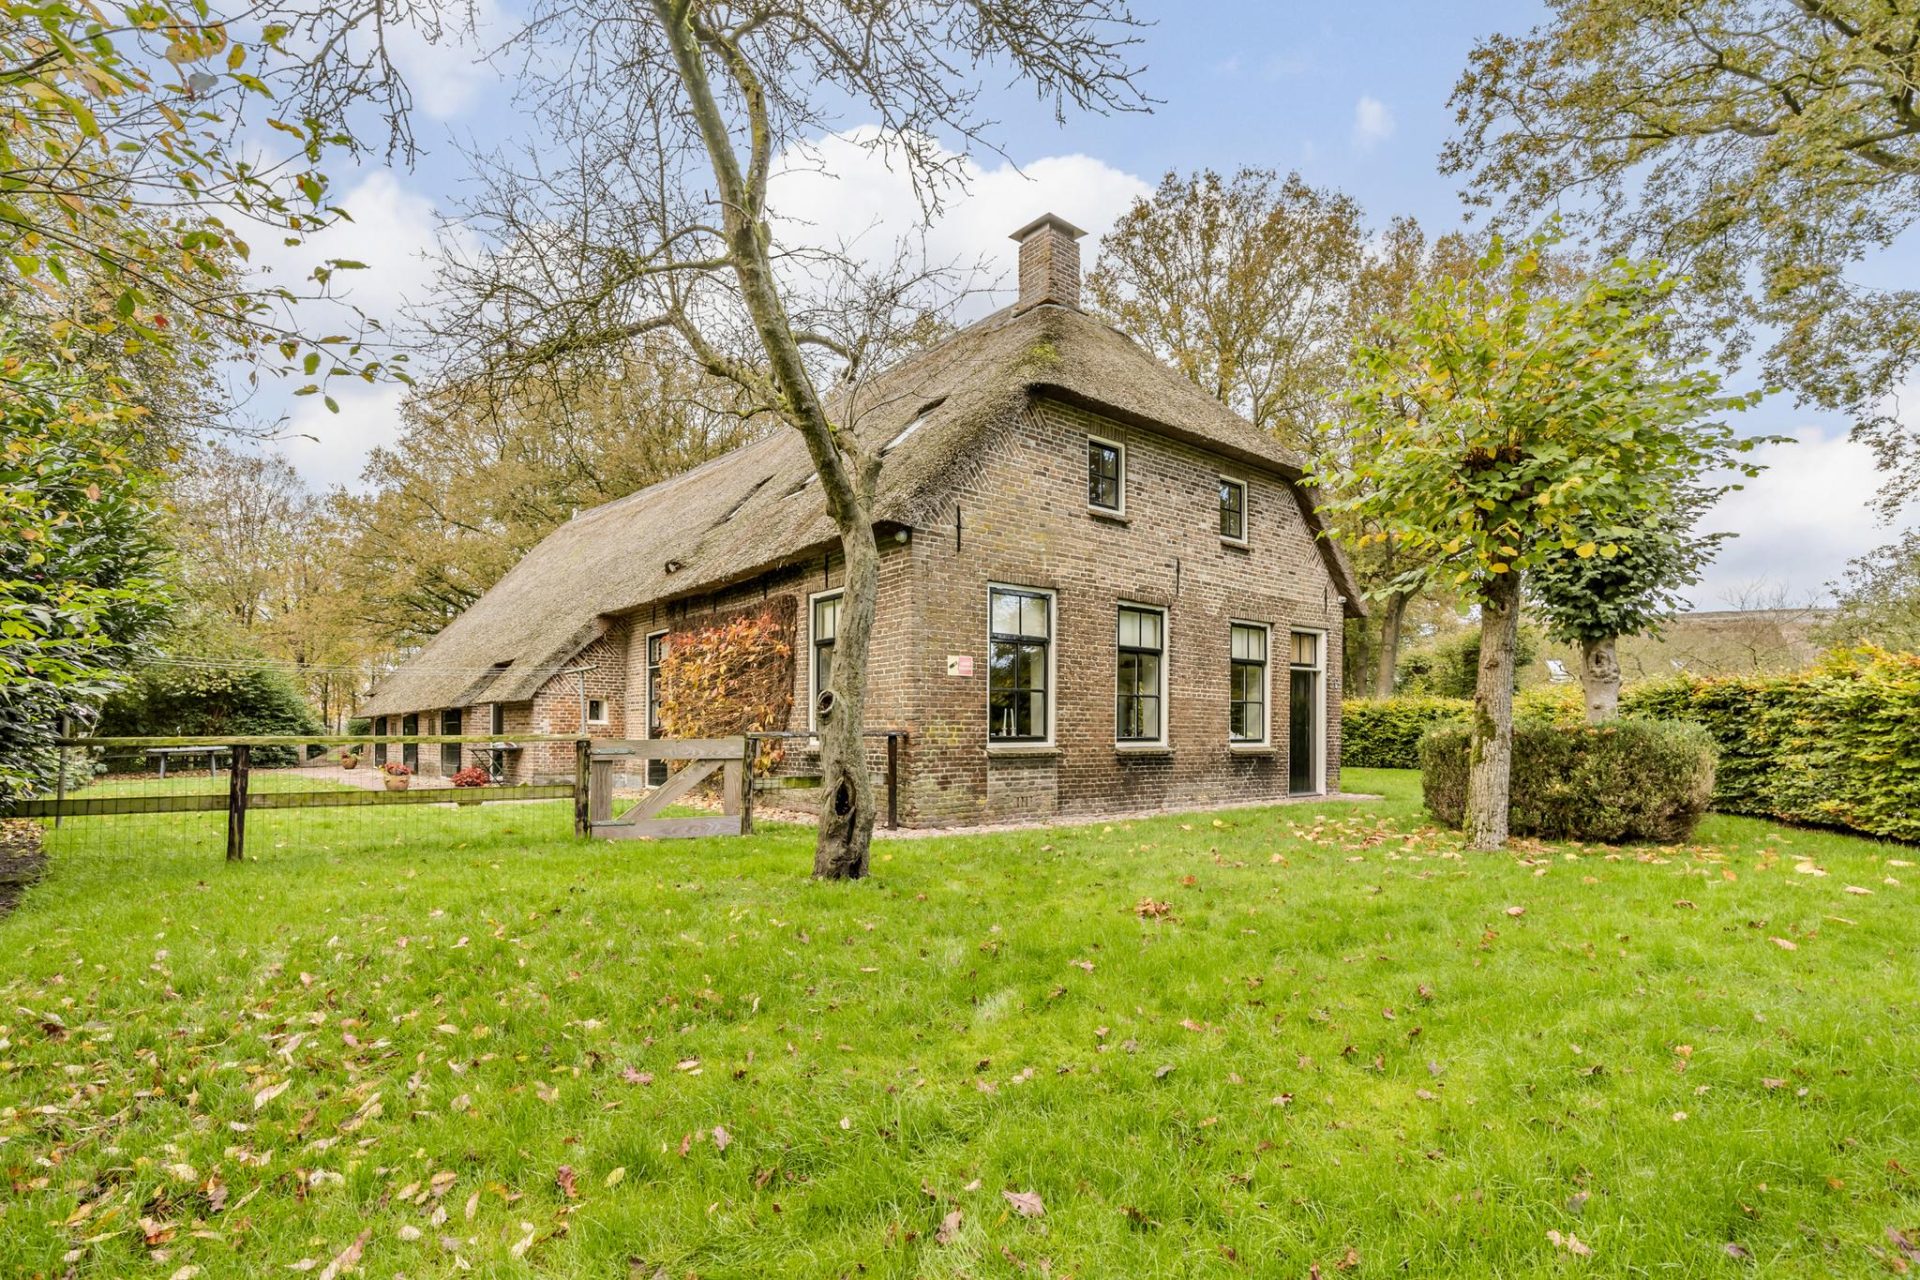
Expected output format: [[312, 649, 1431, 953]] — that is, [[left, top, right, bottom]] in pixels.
[[1088, 436, 1125, 514]]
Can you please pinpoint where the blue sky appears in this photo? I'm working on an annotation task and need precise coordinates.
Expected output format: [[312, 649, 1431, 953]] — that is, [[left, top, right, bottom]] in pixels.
[[260, 0, 1900, 609]]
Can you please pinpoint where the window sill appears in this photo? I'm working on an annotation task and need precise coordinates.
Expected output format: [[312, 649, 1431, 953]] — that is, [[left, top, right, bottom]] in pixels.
[[1228, 744, 1277, 757], [1115, 744, 1172, 758], [1088, 506, 1129, 525], [1220, 537, 1250, 552], [985, 744, 1062, 760]]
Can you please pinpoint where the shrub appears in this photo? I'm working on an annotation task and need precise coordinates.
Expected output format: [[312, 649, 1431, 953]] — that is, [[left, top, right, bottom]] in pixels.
[[97, 621, 322, 769], [1514, 683, 1585, 725], [1421, 718, 1717, 844], [1342, 697, 1469, 768], [450, 766, 490, 788]]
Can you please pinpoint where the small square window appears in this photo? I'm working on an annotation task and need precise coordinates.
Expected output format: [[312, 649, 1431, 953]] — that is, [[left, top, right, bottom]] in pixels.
[[587, 698, 608, 725], [1219, 478, 1247, 542], [1088, 437, 1124, 512]]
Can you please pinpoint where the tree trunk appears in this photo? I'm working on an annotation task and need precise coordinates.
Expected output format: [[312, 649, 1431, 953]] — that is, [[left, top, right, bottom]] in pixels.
[[1465, 571, 1521, 851], [812, 525, 880, 879], [1580, 634, 1621, 724], [1373, 589, 1411, 698]]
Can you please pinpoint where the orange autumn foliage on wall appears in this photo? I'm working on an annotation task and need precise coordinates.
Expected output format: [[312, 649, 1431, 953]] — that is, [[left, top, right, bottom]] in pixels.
[[655, 601, 795, 772]]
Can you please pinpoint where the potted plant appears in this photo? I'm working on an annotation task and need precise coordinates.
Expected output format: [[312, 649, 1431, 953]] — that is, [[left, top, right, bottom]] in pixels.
[[450, 766, 490, 788], [340, 749, 362, 770], [380, 760, 413, 791]]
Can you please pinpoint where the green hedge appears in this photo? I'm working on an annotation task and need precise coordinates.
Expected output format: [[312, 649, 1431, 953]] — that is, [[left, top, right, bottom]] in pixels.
[[1354, 647, 1920, 843], [1421, 719, 1717, 843], [1620, 649, 1920, 841], [1341, 697, 1469, 768]]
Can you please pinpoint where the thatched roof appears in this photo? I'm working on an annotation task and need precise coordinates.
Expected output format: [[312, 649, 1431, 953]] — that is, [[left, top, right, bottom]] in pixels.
[[363, 301, 1364, 716]]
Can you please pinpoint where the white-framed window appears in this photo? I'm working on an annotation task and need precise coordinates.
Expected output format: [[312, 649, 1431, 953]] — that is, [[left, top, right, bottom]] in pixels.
[[586, 698, 608, 725], [1115, 603, 1168, 745], [1088, 435, 1126, 514], [1229, 621, 1270, 745], [988, 585, 1055, 744], [808, 589, 843, 731], [1288, 628, 1326, 795], [1219, 476, 1248, 544], [643, 629, 668, 785]]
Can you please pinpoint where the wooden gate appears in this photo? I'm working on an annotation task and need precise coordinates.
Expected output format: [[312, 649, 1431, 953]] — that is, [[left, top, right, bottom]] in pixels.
[[583, 738, 753, 839]]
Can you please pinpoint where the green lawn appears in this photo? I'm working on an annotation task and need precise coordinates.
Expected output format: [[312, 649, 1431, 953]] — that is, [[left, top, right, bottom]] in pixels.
[[3, 770, 1916, 1277]]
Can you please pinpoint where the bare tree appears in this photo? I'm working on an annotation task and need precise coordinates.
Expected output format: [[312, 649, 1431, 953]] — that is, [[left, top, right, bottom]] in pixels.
[[421, 1, 1146, 878]]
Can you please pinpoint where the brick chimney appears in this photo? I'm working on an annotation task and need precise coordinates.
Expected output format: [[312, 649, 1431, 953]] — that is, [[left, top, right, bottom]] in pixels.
[[1011, 213, 1086, 311]]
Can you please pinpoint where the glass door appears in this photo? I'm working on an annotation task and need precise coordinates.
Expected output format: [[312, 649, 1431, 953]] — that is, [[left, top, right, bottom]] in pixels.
[[440, 708, 462, 773]]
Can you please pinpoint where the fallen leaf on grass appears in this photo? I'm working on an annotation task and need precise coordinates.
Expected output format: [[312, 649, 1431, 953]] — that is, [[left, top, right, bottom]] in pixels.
[[1335, 1245, 1361, 1270], [169, 1267, 201, 1280], [1504, 906, 1526, 918], [1724, 1242, 1752, 1261], [621, 1067, 653, 1086], [934, 1210, 963, 1245], [1001, 1189, 1044, 1218], [508, 1222, 537, 1260], [1547, 1229, 1593, 1258], [712, 1125, 732, 1153], [555, 1166, 577, 1200], [1769, 937, 1799, 951], [316, 1231, 369, 1280], [605, 1167, 626, 1188], [253, 1080, 290, 1110]]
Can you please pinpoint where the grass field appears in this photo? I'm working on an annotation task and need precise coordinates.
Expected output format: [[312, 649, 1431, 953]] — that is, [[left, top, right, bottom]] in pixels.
[[3, 769, 1916, 1277]]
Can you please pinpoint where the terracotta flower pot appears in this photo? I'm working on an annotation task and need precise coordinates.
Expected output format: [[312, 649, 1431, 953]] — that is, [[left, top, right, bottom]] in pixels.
[[341, 756, 360, 770], [383, 775, 410, 791]]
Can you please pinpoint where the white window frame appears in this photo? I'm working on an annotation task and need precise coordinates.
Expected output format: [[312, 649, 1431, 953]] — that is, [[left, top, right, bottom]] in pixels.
[[642, 629, 669, 739], [1087, 435, 1127, 516], [987, 583, 1057, 747], [586, 698, 608, 725], [1228, 619, 1272, 747], [1289, 627, 1328, 794], [1218, 475, 1249, 546], [807, 588, 843, 733], [1114, 601, 1169, 748]]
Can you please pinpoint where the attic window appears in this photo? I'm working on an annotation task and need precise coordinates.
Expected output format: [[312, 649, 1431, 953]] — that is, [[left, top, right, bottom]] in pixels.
[[881, 398, 946, 455], [491, 659, 513, 670]]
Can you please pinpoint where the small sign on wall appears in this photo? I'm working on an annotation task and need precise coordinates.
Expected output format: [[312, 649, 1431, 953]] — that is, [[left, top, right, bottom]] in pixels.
[[947, 654, 975, 677]]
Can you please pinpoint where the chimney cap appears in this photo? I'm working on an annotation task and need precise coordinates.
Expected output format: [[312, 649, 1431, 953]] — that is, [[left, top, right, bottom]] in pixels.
[[1009, 212, 1086, 243]]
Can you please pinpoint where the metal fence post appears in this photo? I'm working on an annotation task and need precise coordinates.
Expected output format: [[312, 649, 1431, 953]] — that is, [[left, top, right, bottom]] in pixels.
[[573, 738, 592, 837], [54, 716, 69, 830], [225, 745, 250, 862]]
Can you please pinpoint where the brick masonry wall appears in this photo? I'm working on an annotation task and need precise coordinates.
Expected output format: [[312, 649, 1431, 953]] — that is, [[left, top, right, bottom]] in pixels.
[[898, 397, 1346, 826]]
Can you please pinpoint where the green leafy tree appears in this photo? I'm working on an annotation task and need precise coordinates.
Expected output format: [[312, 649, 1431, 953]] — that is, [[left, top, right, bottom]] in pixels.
[[1321, 228, 1761, 849], [1443, 0, 1920, 510], [0, 337, 168, 799], [1531, 495, 1734, 723], [1085, 168, 1365, 451], [1823, 532, 1920, 653]]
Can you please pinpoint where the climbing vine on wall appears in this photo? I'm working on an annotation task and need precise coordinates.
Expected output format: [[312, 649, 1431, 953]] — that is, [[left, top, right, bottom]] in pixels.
[[656, 599, 796, 772]]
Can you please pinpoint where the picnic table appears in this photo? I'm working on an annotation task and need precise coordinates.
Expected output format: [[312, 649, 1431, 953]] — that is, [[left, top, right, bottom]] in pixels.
[[146, 746, 230, 778]]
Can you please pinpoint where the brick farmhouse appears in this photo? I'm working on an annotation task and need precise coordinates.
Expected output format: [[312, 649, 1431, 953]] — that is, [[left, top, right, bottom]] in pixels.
[[361, 215, 1364, 826]]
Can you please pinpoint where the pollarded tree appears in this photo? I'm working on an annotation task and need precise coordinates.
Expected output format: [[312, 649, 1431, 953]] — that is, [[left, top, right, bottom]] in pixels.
[[1531, 496, 1732, 723], [1321, 227, 1761, 850], [425, 0, 1149, 880]]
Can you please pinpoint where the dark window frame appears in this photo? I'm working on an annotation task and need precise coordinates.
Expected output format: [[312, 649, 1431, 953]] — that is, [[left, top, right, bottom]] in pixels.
[[988, 586, 1053, 744], [1087, 436, 1125, 513], [1115, 604, 1166, 744], [645, 631, 668, 786], [400, 713, 419, 770], [1219, 477, 1248, 543], [440, 707, 463, 773]]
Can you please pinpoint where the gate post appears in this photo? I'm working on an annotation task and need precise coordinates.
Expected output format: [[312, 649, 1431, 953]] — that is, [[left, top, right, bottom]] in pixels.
[[573, 738, 592, 837], [225, 744, 251, 862]]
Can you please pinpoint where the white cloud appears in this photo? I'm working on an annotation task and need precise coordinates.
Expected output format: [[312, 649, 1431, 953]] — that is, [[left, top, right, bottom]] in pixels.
[[1352, 96, 1395, 149], [1689, 425, 1888, 607], [271, 380, 409, 492], [767, 128, 1150, 319], [251, 169, 443, 335]]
